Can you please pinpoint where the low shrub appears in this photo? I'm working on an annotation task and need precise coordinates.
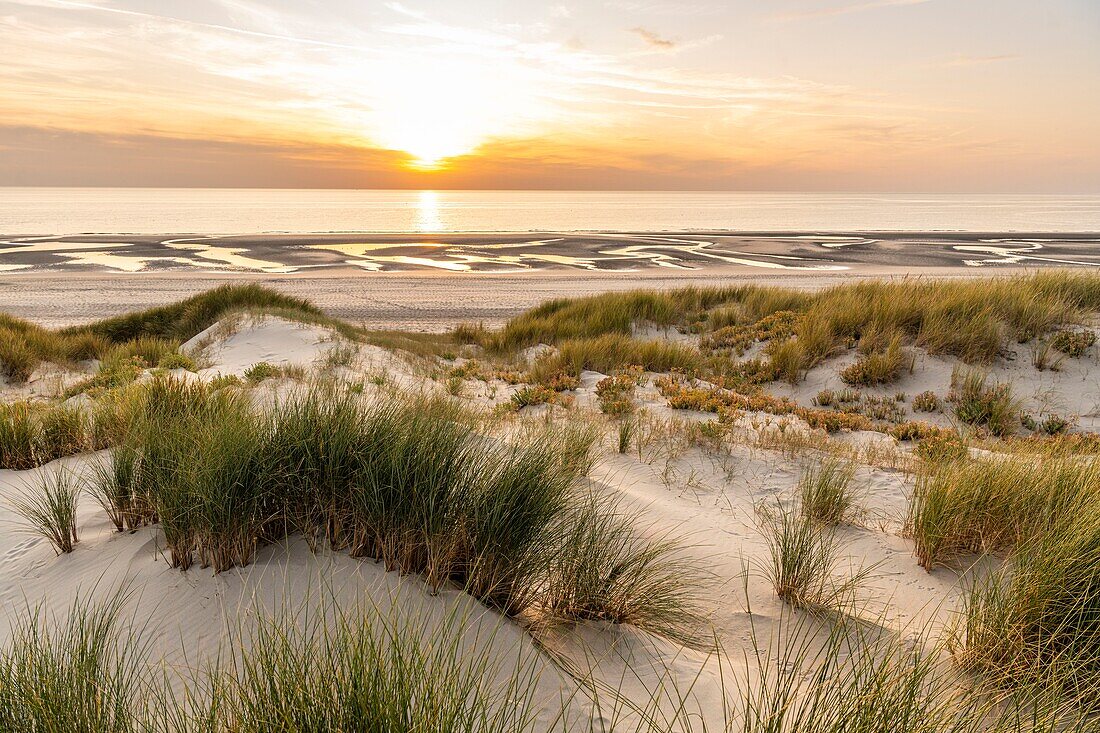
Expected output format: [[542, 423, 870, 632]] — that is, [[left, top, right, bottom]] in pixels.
[[888, 420, 942, 442], [156, 352, 196, 371], [950, 370, 1020, 437], [840, 336, 909, 386], [912, 390, 941, 412], [1051, 328, 1096, 357], [244, 362, 281, 383], [913, 429, 968, 462], [594, 365, 644, 416]]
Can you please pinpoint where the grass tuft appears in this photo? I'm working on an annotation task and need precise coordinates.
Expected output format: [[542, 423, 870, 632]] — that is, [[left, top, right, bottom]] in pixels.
[[7, 465, 80, 555]]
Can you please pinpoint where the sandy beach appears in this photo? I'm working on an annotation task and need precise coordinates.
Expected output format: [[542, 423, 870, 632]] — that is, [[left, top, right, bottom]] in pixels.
[[2, 230, 1099, 329]]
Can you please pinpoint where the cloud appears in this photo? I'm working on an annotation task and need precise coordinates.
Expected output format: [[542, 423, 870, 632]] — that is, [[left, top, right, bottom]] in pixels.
[[770, 0, 930, 22], [630, 26, 675, 49]]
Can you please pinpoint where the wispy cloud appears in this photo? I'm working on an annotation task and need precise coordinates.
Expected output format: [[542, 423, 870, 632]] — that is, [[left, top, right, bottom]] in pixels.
[[629, 26, 675, 49], [770, 0, 930, 22]]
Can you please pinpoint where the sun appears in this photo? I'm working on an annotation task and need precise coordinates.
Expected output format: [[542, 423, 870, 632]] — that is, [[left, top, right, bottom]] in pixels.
[[366, 56, 540, 169]]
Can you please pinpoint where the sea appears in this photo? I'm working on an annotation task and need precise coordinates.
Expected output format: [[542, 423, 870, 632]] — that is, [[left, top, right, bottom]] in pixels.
[[1, 189, 1099, 235]]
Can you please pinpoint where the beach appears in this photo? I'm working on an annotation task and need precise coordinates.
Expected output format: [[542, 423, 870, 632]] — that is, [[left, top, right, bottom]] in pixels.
[[2, 230, 1098, 329]]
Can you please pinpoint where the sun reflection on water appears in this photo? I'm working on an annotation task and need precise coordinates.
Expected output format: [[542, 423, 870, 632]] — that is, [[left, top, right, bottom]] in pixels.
[[415, 191, 443, 232]]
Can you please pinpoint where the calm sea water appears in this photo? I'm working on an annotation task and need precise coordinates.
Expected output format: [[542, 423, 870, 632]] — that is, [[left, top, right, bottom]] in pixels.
[[1, 188, 1098, 235]]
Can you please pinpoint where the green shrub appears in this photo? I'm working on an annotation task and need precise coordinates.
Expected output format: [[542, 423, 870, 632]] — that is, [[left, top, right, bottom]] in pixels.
[[156, 352, 196, 371], [244, 362, 281, 383], [950, 370, 1020, 437]]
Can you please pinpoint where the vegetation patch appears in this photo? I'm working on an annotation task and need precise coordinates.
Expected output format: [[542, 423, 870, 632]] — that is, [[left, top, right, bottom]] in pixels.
[[1050, 328, 1096, 357], [594, 365, 644, 416], [949, 370, 1021, 437]]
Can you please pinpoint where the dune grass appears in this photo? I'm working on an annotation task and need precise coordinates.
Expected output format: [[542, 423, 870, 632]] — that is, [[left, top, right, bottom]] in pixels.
[[541, 495, 706, 646], [907, 456, 1100, 697], [0, 400, 94, 470], [82, 376, 696, 641], [949, 369, 1021, 437], [908, 456, 1100, 699], [799, 457, 858, 526], [907, 456, 1100, 570], [2, 586, 1090, 733], [0, 594, 142, 732], [463, 271, 1100, 384], [188, 603, 544, 732], [0, 284, 343, 383], [757, 500, 871, 617], [529, 334, 701, 380], [7, 465, 81, 555]]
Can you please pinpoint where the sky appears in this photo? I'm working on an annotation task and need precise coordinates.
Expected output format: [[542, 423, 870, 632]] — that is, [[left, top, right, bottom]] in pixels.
[[0, 0, 1098, 191]]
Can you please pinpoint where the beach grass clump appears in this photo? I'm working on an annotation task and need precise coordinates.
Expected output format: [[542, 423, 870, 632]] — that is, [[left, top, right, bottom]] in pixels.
[[907, 456, 1100, 570], [949, 369, 1021, 437], [7, 466, 80, 555], [798, 457, 857, 526], [839, 334, 910, 386], [0, 401, 42, 470], [37, 404, 89, 461], [87, 447, 143, 533], [529, 334, 700, 381], [758, 500, 870, 616], [459, 432, 590, 616], [0, 401, 96, 467], [617, 415, 637, 454], [0, 333, 37, 383], [169, 602, 542, 733], [540, 495, 705, 645], [127, 377, 263, 569], [0, 594, 141, 732], [956, 505, 1100, 700]]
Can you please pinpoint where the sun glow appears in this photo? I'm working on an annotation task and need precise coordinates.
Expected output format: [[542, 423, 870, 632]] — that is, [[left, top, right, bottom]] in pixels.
[[365, 57, 546, 169]]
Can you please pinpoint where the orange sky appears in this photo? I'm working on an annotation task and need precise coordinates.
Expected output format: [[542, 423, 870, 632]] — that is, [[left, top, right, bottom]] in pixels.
[[1, 0, 1098, 191]]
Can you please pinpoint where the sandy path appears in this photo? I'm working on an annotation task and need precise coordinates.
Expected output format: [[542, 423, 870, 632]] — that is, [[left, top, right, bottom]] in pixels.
[[0, 265, 1042, 331]]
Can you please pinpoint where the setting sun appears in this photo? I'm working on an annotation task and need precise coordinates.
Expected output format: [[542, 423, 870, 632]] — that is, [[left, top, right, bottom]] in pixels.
[[365, 56, 545, 169]]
